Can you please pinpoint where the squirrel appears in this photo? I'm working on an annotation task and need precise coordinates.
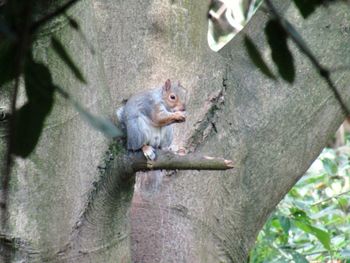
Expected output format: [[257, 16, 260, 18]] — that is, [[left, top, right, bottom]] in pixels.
[[116, 79, 187, 160]]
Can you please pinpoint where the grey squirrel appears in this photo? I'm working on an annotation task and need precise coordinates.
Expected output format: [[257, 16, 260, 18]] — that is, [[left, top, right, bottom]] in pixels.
[[117, 79, 187, 160]]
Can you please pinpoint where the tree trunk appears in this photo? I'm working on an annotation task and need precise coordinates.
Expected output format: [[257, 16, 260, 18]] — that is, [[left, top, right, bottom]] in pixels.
[[1, 0, 350, 262]]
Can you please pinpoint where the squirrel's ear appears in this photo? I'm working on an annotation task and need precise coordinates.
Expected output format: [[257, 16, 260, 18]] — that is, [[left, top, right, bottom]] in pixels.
[[164, 79, 171, 91]]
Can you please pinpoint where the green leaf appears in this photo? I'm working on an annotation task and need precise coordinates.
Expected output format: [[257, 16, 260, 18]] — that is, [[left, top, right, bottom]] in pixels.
[[270, 217, 281, 229], [337, 197, 348, 211], [244, 35, 275, 79], [24, 61, 56, 102], [71, 99, 123, 138], [278, 216, 291, 235], [291, 251, 309, 263], [292, 220, 331, 251], [13, 103, 51, 157], [298, 174, 324, 186], [0, 40, 16, 87], [321, 158, 337, 175], [288, 188, 301, 198], [51, 36, 86, 83], [13, 58, 56, 157], [290, 208, 310, 224], [265, 19, 295, 83], [292, 0, 323, 19], [65, 15, 80, 30], [64, 15, 95, 55]]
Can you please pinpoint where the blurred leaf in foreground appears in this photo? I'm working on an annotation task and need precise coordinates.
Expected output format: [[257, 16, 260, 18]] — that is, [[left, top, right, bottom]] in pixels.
[[0, 40, 16, 88], [71, 98, 123, 138], [265, 19, 295, 83], [51, 36, 86, 84], [292, 219, 331, 251], [13, 58, 56, 157], [292, 0, 323, 19], [244, 35, 275, 79]]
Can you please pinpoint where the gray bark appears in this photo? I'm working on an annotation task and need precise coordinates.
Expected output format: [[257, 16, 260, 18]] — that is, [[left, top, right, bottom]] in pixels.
[[1, 0, 350, 262]]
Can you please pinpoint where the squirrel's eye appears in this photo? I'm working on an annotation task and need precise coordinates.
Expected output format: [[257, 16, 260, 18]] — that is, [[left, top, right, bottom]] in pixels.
[[170, 95, 176, 100]]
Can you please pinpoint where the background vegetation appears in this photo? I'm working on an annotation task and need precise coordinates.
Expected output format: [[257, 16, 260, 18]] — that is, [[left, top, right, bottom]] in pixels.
[[208, 3, 350, 260], [250, 133, 350, 262]]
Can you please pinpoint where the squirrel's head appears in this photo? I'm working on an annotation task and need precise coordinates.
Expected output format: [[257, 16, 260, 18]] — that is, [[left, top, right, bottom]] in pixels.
[[162, 79, 187, 112]]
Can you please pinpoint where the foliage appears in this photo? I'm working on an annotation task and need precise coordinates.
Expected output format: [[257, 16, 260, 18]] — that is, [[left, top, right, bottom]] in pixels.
[[13, 57, 57, 157], [244, 0, 336, 83], [226, 0, 324, 83], [244, 35, 275, 80], [0, 0, 121, 159], [250, 143, 350, 262]]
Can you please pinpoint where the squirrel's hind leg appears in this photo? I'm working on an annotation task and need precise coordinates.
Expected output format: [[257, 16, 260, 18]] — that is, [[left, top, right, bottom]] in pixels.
[[142, 145, 156, 161]]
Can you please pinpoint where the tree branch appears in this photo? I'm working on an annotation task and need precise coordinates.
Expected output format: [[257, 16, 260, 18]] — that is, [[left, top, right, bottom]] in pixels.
[[312, 189, 350, 206], [58, 146, 233, 261], [264, 0, 350, 115], [129, 150, 234, 172]]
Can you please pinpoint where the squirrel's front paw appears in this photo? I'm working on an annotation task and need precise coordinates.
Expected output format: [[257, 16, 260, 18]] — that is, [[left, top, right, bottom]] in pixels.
[[174, 111, 186, 123], [142, 145, 156, 161]]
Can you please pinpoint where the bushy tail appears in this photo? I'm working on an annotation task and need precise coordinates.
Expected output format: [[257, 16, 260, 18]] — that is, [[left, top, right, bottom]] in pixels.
[[115, 106, 126, 131]]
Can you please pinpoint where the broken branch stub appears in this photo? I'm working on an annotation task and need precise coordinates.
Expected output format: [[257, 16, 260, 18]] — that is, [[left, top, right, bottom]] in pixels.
[[130, 150, 234, 172]]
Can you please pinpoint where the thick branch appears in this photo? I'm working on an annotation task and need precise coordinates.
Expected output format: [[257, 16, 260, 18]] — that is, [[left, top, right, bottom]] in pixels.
[[264, 0, 350, 115], [60, 148, 234, 261], [130, 150, 234, 171]]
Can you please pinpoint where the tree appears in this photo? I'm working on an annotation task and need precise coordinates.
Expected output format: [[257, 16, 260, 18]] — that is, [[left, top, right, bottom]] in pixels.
[[0, 0, 349, 262]]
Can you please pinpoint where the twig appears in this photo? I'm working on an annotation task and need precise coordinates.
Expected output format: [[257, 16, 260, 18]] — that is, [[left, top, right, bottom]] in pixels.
[[312, 189, 350, 206], [264, 0, 350, 115], [271, 243, 292, 260], [30, 0, 81, 33], [302, 249, 333, 256], [130, 150, 234, 172]]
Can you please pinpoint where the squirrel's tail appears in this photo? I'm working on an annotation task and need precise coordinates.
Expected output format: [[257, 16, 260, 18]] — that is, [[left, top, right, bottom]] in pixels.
[[115, 106, 126, 131], [116, 106, 124, 122]]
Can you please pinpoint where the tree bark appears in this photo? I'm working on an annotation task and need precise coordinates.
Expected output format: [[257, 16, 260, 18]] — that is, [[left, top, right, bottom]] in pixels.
[[1, 0, 350, 262]]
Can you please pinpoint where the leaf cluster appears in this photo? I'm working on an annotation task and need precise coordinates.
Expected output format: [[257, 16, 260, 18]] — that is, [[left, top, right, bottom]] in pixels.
[[250, 145, 350, 262], [0, 0, 120, 159], [245, 0, 344, 84]]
